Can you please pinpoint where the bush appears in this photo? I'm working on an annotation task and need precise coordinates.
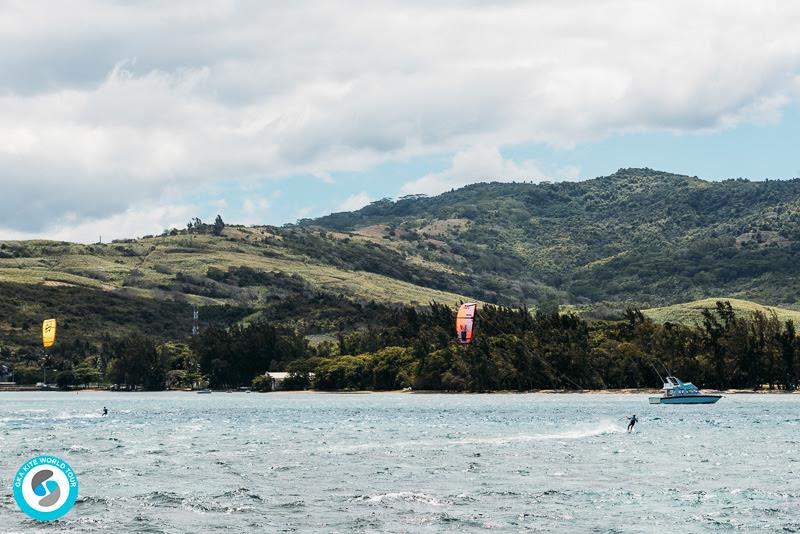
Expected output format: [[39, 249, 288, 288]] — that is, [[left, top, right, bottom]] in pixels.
[[370, 346, 416, 389], [281, 372, 311, 390], [56, 370, 76, 390], [313, 355, 371, 390], [12, 363, 42, 385], [251, 374, 273, 392]]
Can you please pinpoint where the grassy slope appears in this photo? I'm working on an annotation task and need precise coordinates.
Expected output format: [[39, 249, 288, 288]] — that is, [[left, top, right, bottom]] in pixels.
[[0, 230, 475, 347], [0, 233, 472, 305], [643, 298, 800, 326]]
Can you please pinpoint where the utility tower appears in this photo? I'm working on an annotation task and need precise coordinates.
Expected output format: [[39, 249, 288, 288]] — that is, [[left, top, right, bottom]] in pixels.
[[192, 306, 199, 336]]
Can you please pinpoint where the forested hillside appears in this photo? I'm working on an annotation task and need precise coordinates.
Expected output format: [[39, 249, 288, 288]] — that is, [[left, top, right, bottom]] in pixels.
[[305, 168, 800, 307], [2, 168, 800, 390], [4, 167, 800, 346]]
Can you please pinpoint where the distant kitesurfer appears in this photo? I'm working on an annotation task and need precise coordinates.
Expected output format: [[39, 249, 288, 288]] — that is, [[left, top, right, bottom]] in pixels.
[[460, 325, 467, 343], [627, 415, 638, 432], [102, 407, 108, 417]]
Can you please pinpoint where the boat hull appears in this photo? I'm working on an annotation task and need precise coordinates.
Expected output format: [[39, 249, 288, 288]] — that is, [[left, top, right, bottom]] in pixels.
[[649, 395, 721, 405]]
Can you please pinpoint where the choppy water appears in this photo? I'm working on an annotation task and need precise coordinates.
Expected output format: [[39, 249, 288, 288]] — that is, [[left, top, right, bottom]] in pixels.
[[1, 392, 799, 533]]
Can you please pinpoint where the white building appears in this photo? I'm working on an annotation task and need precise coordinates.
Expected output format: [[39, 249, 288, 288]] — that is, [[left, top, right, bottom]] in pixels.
[[266, 372, 313, 390]]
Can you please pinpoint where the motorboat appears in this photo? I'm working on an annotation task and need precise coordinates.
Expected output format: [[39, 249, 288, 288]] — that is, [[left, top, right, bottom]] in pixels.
[[649, 376, 721, 404], [196, 389, 212, 394]]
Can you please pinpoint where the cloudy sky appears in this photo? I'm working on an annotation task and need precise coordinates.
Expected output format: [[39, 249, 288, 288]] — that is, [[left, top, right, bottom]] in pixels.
[[1, 0, 799, 242]]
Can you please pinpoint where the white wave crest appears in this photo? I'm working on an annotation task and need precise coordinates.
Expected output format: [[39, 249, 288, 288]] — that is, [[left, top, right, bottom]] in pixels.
[[53, 412, 104, 420], [330, 420, 624, 452], [354, 492, 448, 506], [457, 420, 625, 445]]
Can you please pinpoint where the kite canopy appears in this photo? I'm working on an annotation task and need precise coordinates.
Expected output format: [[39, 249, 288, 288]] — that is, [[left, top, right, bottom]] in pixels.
[[456, 303, 477, 344], [42, 319, 56, 348]]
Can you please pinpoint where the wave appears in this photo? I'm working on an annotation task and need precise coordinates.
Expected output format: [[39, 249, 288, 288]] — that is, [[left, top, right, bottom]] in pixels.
[[331, 420, 624, 452], [53, 412, 104, 420], [135, 490, 260, 515], [455, 420, 625, 445], [75, 495, 111, 505], [0, 411, 104, 427], [352, 491, 449, 506], [65, 445, 93, 454], [216, 488, 263, 501]]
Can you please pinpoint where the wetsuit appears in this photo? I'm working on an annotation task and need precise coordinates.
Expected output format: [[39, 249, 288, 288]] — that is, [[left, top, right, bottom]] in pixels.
[[627, 416, 637, 432]]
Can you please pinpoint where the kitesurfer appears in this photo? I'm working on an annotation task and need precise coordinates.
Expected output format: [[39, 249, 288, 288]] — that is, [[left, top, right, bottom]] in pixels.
[[102, 407, 108, 417], [627, 414, 638, 432]]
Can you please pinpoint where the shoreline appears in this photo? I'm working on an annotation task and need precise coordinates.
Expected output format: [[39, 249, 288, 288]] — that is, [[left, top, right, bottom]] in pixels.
[[1, 387, 798, 395]]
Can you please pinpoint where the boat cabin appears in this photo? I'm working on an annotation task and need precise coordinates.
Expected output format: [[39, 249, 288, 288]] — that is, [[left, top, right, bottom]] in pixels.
[[662, 376, 701, 397]]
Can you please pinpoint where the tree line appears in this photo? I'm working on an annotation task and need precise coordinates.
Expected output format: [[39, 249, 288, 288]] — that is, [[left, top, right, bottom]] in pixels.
[[1, 300, 798, 392]]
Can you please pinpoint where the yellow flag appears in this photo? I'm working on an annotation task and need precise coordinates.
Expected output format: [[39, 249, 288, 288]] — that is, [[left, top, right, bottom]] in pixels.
[[42, 319, 57, 348]]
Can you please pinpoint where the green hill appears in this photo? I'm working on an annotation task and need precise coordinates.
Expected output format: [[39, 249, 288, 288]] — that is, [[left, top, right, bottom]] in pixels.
[[3, 167, 800, 349], [643, 298, 800, 326], [0, 231, 473, 348], [305, 168, 800, 307]]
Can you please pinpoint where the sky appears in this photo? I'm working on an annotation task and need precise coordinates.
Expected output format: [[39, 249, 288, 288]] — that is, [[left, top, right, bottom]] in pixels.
[[1, 0, 799, 242]]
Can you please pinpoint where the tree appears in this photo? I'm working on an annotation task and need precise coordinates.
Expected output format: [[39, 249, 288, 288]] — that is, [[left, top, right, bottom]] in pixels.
[[370, 346, 416, 389], [251, 374, 273, 392], [56, 370, 76, 390], [159, 342, 197, 373], [213, 215, 225, 236], [12, 363, 42, 385], [701, 301, 736, 388], [106, 333, 166, 390], [538, 296, 561, 316], [74, 361, 101, 385], [187, 217, 205, 233], [780, 320, 797, 390]]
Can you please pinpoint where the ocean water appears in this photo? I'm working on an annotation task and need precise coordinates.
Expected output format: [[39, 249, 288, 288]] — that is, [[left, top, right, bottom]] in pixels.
[[1, 392, 799, 533]]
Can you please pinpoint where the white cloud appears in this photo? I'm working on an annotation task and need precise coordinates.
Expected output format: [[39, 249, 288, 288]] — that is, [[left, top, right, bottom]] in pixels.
[[0, 203, 195, 243], [295, 207, 313, 220], [337, 191, 372, 212], [402, 147, 578, 196], [240, 193, 281, 224], [1, 1, 799, 235], [242, 197, 272, 214], [316, 172, 335, 185], [556, 165, 581, 181]]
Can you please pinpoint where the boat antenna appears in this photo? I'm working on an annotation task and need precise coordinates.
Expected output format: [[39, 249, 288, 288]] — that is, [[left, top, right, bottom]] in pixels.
[[649, 361, 665, 384], [660, 361, 673, 377]]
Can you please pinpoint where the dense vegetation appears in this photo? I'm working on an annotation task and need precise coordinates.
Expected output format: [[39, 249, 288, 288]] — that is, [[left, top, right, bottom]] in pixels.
[[297, 302, 800, 392], [2, 301, 798, 393]]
